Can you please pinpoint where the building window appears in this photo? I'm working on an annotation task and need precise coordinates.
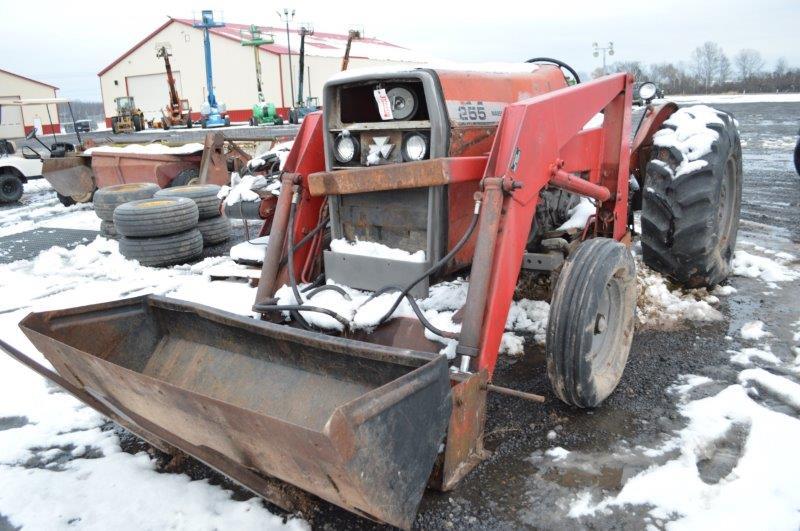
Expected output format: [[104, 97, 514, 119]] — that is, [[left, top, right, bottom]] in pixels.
[[114, 80, 119, 86]]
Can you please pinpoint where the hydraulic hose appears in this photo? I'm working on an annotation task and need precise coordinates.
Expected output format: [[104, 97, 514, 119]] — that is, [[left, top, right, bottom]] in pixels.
[[252, 303, 351, 329], [369, 198, 482, 330], [282, 188, 349, 329], [305, 284, 352, 301], [286, 188, 311, 329], [359, 285, 459, 340]]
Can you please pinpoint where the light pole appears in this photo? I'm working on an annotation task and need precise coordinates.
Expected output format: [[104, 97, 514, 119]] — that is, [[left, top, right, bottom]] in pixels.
[[277, 9, 296, 107], [592, 41, 615, 75]]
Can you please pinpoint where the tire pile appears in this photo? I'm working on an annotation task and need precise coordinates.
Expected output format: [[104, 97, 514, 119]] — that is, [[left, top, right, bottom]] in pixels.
[[93, 182, 231, 267]]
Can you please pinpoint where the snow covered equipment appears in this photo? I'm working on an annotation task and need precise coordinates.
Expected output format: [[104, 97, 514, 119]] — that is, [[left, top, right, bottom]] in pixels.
[[7, 61, 742, 528], [194, 11, 230, 128]]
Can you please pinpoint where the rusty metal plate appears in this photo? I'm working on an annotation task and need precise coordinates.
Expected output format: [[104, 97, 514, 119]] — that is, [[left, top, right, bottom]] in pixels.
[[18, 295, 452, 529]]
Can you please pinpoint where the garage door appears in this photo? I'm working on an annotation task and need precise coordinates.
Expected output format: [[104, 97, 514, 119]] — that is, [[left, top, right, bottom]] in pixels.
[[126, 72, 184, 121], [0, 95, 24, 139]]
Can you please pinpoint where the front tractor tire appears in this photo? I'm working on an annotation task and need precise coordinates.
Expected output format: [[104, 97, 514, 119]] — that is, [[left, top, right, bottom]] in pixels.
[[641, 107, 742, 288], [546, 238, 637, 408]]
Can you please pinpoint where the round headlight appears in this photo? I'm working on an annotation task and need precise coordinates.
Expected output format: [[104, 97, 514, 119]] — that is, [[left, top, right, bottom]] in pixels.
[[334, 133, 359, 164], [638, 82, 657, 102], [386, 86, 417, 121], [402, 133, 428, 161]]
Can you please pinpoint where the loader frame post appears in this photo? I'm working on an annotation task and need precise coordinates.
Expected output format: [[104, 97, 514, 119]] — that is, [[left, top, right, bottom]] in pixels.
[[460, 73, 633, 379], [254, 112, 327, 306]]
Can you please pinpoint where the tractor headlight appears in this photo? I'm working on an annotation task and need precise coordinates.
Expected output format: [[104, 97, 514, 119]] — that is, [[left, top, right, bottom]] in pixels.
[[402, 133, 428, 162], [638, 82, 657, 102], [334, 132, 359, 164]]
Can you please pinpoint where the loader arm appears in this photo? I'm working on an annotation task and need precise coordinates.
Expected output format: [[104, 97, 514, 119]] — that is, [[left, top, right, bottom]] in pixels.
[[459, 73, 634, 377]]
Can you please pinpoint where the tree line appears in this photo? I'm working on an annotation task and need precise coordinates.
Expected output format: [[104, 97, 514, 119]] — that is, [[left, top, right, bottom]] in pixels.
[[56, 100, 105, 125], [593, 43, 799, 94]]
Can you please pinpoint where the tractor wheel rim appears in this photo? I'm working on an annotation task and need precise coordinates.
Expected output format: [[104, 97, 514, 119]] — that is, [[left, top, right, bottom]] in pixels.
[[590, 277, 624, 370]]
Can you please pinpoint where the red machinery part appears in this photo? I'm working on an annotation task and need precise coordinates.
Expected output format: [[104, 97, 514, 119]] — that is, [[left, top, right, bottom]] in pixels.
[[461, 73, 634, 377]]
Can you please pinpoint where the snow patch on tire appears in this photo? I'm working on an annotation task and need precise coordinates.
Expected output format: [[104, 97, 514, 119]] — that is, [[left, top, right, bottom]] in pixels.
[[653, 105, 723, 177]]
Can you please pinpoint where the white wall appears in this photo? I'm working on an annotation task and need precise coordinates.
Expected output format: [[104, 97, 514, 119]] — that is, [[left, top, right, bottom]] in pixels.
[[99, 21, 281, 119], [99, 20, 424, 119], [0, 71, 58, 139]]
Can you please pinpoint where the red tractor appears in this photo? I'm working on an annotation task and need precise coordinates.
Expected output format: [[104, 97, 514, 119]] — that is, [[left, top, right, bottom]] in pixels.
[[4, 60, 741, 528]]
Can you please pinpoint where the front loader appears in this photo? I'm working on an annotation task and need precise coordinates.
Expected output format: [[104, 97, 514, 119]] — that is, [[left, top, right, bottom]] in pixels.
[[1, 60, 742, 528]]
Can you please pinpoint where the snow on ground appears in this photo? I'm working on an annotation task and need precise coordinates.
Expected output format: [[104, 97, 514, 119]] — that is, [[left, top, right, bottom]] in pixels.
[[0, 234, 309, 529], [533, 244, 800, 529], [740, 320, 769, 340], [0, 183, 98, 238], [732, 249, 799, 286], [635, 257, 723, 327], [663, 93, 800, 104]]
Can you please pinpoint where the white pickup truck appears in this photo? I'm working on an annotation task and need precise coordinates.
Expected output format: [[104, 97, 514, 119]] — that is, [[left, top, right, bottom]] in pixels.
[[0, 139, 43, 203]]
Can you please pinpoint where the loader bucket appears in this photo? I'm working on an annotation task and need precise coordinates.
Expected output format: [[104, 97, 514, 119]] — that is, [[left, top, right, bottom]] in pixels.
[[19, 295, 451, 529]]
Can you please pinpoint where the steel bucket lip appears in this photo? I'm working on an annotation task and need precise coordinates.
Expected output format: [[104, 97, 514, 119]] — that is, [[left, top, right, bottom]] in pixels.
[[19, 294, 448, 434]]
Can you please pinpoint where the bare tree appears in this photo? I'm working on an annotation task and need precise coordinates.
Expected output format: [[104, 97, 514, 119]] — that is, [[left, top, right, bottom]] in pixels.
[[610, 61, 645, 81], [717, 53, 731, 85], [692, 42, 724, 92], [734, 49, 765, 81], [774, 57, 788, 77]]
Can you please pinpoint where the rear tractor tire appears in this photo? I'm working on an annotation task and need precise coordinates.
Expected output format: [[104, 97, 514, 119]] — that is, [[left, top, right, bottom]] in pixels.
[[641, 107, 742, 288], [546, 238, 637, 408]]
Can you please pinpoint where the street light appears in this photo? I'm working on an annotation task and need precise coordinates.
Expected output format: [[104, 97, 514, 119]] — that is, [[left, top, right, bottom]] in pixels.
[[277, 8, 296, 106], [592, 41, 615, 76]]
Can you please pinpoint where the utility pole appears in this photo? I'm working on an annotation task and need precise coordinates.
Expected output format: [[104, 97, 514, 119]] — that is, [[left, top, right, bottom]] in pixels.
[[277, 9, 296, 107], [297, 24, 314, 106], [592, 41, 615, 75]]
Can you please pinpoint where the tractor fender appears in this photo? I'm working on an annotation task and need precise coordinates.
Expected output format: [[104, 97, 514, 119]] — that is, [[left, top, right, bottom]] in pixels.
[[629, 101, 679, 200]]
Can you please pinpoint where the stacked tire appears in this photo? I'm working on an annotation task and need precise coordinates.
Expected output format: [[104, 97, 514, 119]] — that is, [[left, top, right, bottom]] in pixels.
[[93, 183, 160, 239], [154, 185, 231, 246], [114, 197, 203, 267]]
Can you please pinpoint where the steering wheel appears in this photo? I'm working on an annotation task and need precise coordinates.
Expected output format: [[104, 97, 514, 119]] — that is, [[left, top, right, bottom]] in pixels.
[[526, 57, 581, 85]]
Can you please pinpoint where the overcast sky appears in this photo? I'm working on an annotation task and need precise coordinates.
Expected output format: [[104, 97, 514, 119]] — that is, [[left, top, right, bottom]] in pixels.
[[2, 0, 797, 100]]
